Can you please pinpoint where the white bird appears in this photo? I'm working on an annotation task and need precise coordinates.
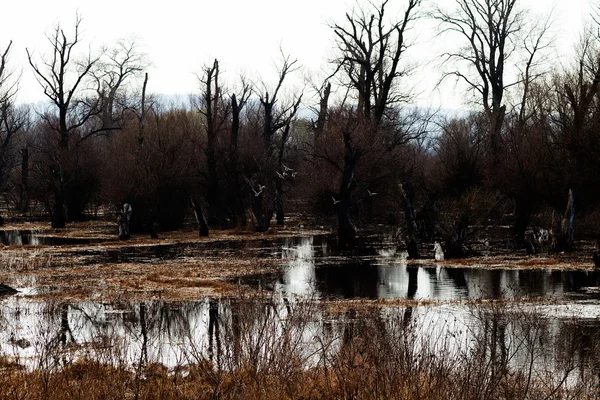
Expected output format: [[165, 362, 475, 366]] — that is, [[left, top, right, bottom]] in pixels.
[[291, 171, 297, 178], [276, 171, 285, 179], [367, 189, 378, 197], [332, 196, 341, 205], [252, 187, 263, 197], [258, 184, 266, 191], [282, 163, 293, 172]]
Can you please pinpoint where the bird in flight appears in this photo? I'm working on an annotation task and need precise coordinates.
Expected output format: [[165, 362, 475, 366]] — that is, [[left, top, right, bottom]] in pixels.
[[332, 196, 341, 204], [367, 189, 378, 197]]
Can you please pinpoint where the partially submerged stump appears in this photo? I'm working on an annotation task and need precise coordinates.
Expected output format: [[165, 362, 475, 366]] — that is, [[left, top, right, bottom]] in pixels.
[[399, 184, 419, 259], [118, 203, 132, 240], [191, 197, 209, 237], [524, 227, 550, 255], [552, 189, 575, 252]]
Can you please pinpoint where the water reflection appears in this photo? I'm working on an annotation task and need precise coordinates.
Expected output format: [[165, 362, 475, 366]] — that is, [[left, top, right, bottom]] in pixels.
[[0, 230, 112, 246], [1, 295, 600, 386], [271, 236, 600, 301]]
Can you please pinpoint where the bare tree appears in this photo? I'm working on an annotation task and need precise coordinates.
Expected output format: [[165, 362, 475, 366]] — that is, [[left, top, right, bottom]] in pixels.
[[324, 0, 423, 248], [26, 16, 131, 227], [0, 41, 28, 221], [197, 59, 229, 227], [252, 52, 303, 231], [331, 0, 421, 127], [26, 16, 104, 150], [229, 77, 251, 227], [94, 39, 148, 131], [433, 0, 525, 161]]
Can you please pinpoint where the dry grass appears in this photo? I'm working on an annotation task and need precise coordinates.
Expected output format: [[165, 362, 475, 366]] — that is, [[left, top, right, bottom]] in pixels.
[[0, 299, 597, 399]]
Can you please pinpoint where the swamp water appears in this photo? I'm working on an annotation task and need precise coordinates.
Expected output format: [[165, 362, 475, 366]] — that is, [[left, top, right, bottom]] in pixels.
[[1, 234, 600, 383]]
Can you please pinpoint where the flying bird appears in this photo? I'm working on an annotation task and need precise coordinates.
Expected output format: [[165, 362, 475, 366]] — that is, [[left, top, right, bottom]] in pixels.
[[282, 163, 293, 172], [252, 187, 264, 197], [332, 196, 341, 205], [276, 171, 285, 179], [367, 189, 378, 197]]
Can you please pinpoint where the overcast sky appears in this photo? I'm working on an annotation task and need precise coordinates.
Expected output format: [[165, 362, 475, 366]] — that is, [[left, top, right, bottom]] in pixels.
[[1, 0, 595, 110]]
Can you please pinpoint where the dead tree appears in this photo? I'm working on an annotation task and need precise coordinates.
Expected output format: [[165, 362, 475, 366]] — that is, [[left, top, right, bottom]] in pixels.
[[118, 203, 132, 240], [94, 39, 147, 131], [312, 81, 331, 142], [275, 95, 302, 225], [26, 17, 104, 227], [229, 78, 251, 227], [0, 41, 27, 216], [399, 184, 419, 258], [19, 148, 29, 212], [332, 0, 421, 128], [552, 189, 575, 252], [191, 196, 209, 237], [254, 52, 301, 231], [198, 59, 228, 227], [327, 0, 423, 247], [433, 0, 524, 162]]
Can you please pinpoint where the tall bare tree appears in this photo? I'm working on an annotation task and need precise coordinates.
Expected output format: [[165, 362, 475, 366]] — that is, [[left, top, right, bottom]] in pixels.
[[27, 16, 139, 227], [332, 0, 421, 127], [229, 78, 251, 227], [433, 0, 524, 161], [197, 59, 229, 226], [326, 0, 423, 247], [0, 41, 28, 220], [252, 52, 302, 231], [94, 39, 147, 131]]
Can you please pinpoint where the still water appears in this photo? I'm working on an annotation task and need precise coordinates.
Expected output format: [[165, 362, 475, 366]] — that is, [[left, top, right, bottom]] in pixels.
[[1, 233, 600, 381], [238, 235, 600, 301]]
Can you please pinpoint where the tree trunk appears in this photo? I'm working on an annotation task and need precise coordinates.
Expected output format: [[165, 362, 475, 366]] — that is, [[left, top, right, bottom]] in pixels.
[[275, 178, 284, 225], [252, 192, 274, 232], [514, 195, 532, 249], [191, 196, 209, 237], [443, 214, 468, 259], [118, 203, 132, 240], [51, 166, 66, 229], [337, 132, 357, 248], [19, 148, 29, 212], [230, 94, 246, 228], [275, 123, 292, 226], [399, 183, 420, 259], [552, 189, 575, 252], [313, 82, 331, 142]]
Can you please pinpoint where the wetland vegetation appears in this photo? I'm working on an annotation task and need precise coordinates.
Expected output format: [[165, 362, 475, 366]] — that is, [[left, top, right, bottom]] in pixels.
[[3, 0, 600, 397]]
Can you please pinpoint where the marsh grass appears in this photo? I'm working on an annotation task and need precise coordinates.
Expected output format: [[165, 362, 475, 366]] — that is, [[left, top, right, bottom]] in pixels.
[[0, 296, 597, 399]]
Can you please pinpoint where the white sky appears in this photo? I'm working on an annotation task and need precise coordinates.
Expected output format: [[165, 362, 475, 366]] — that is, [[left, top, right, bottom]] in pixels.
[[0, 0, 595, 110]]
